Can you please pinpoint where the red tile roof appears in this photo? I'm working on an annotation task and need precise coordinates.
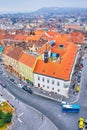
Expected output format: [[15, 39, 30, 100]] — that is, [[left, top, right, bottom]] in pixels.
[[14, 34, 26, 41], [26, 35, 40, 42], [2, 46, 14, 55], [34, 43, 78, 80], [7, 46, 23, 60], [19, 52, 36, 68]]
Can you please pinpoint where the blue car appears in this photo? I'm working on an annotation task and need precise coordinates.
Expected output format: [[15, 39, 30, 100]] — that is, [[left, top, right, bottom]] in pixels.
[[77, 78, 81, 83]]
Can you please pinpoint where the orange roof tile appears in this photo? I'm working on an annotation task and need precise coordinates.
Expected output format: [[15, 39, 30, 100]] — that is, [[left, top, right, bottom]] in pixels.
[[7, 46, 23, 60], [35, 30, 45, 35], [51, 47, 65, 57], [0, 34, 4, 41], [34, 43, 78, 80], [2, 46, 14, 55], [19, 53, 36, 68], [15, 34, 26, 41], [39, 43, 51, 54], [26, 35, 40, 42]]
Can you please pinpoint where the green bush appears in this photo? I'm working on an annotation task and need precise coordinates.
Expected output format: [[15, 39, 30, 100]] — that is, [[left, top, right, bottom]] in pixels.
[[0, 110, 12, 128], [0, 110, 4, 119], [4, 112, 12, 123], [0, 120, 5, 128]]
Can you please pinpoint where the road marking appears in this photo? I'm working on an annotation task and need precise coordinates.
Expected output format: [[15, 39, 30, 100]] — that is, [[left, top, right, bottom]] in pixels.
[[17, 117, 22, 123], [18, 112, 24, 118]]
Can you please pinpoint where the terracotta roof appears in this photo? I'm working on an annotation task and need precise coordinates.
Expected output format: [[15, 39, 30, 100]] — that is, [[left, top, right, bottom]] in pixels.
[[47, 30, 59, 36], [3, 34, 15, 40], [7, 46, 23, 60], [71, 32, 84, 44], [2, 46, 14, 55], [14, 34, 26, 41], [26, 35, 40, 42], [51, 47, 65, 57], [39, 43, 51, 54], [0, 34, 4, 41], [34, 43, 78, 80], [35, 30, 45, 35], [19, 52, 36, 68]]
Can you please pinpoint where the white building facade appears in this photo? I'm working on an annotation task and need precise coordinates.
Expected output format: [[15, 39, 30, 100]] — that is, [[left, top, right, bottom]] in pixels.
[[34, 73, 70, 97]]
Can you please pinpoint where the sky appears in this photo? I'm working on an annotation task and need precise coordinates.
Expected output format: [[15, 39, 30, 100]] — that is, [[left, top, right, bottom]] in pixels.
[[0, 0, 87, 13]]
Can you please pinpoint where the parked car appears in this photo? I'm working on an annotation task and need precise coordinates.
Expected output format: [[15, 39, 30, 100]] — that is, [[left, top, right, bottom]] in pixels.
[[22, 86, 33, 94], [22, 86, 27, 91], [78, 118, 85, 129], [77, 78, 81, 83], [18, 83, 23, 88], [75, 86, 80, 93], [1, 84, 6, 88], [27, 88, 33, 94], [85, 120, 87, 129], [10, 78, 15, 82]]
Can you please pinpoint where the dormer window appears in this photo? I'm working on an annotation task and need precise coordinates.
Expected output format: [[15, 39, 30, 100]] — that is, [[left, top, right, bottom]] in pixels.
[[58, 44, 64, 48]]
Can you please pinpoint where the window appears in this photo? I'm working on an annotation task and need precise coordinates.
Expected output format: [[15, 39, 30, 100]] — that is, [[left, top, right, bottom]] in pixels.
[[43, 85, 45, 87], [47, 79, 49, 83], [38, 77, 40, 80], [52, 81, 54, 84], [38, 84, 40, 87], [52, 88, 54, 90], [57, 82, 59, 86], [64, 84, 68, 88], [59, 44, 64, 48], [57, 89, 60, 92], [42, 78, 44, 81], [47, 86, 49, 89]]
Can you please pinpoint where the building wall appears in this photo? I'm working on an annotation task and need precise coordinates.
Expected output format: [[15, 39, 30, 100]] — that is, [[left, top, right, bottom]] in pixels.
[[69, 50, 79, 80], [34, 73, 70, 97], [2, 54, 19, 74], [19, 62, 34, 82], [2, 54, 10, 66]]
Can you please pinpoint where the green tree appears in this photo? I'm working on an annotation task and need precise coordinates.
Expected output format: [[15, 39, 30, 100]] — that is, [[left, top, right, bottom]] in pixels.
[[4, 112, 12, 123], [0, 110, 4, 119], [0, 120, 5, 128]]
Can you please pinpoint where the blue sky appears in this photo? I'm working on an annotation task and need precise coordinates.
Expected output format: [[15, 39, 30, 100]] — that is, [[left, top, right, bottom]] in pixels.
[[0, 0, 87, 13]]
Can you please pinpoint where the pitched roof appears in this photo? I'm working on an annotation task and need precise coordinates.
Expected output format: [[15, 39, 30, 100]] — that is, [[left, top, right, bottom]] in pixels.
[[39, 43, 51, 54], [2, 46, 14, 55], [0, 34, 4, 41], [7, 46, 23, 60], [26, 35, 40, 42], [14, 34, 26, 41], [34, 43, 78, 81], [19, 52, 36, 68], [35, 30, 45, 35]]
